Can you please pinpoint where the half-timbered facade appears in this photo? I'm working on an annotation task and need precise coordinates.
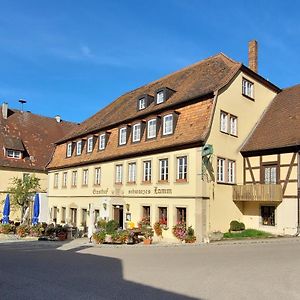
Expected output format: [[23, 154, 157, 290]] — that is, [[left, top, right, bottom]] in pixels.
[[235, 85, 300, 235]]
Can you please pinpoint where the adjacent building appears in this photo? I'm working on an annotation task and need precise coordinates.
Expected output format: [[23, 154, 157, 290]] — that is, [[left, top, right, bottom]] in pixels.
[[235, 84, 300, 235], [0, 102, 77, 221], [47, 41, 281, 241]]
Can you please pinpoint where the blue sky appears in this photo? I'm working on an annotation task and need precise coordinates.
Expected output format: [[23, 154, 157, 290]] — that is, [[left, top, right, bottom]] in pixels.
[[0, 0, 299, 123]]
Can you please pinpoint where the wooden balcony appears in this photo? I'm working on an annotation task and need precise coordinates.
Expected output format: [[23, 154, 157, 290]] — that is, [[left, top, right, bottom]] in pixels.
[[233, 184, 282, 202]]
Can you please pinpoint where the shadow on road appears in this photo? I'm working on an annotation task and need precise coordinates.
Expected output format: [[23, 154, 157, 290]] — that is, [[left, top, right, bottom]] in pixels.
[[0, 241, 201, 299]]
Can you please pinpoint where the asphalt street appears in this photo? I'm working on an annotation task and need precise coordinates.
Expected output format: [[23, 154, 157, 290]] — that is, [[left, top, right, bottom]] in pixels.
[[1, 239, 300, 299]]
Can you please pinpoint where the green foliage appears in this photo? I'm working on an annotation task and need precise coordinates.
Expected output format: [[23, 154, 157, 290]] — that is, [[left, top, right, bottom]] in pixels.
[[105, 220, 119, 234], [93, 230, 106, 244], [229, 220, 245, 232], [97, 218, 107, 230], [223, 229, 273, 239], [142, 226, 154, 239], [16, 225, 30, 237], [8, 175, 41, 212], [0, 224, 15, 234], [29, 224, 45, 237]]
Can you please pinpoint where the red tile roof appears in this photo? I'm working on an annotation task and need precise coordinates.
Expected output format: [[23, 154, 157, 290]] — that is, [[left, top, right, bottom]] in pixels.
[[0, 108, 78, 171], [241, 84, 300, 155]]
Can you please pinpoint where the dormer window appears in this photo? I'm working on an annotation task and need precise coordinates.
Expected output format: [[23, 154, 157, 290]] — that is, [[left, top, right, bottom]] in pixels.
[[162, 114, 173, 135], [119, 127, 127, 145], [6, 149, 22, 159], [156, 91, 164, 104], [139, 98, 146, 110], [76, 141, 82, 155], [87, 137, 93, 153], [242, 78, 254, 99], [132, 123, 141, 142], [67, 143, 72, 157], [99, 134, 106, 150]]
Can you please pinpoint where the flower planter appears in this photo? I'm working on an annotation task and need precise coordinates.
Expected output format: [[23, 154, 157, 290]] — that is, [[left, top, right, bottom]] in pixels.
[[143, 238, 152, 245]]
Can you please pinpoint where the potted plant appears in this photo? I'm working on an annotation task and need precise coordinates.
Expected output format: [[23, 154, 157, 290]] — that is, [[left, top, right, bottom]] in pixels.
[[142, 226, 154, 245]]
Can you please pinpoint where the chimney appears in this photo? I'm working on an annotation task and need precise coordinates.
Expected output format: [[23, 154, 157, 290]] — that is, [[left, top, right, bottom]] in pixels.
[[55, 115, 61, 123], [2, 102, 8, 119], [248, 40, 258, 73]]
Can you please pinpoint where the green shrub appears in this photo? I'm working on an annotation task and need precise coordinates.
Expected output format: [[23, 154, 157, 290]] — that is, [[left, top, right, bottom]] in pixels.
[[105, 220, 119, 234], [230, 220, 245, 232], [0, 224, 14, 234], [93, 230, 106, 244], [97, 219, 107, 230], [16, 225, 30, 237]]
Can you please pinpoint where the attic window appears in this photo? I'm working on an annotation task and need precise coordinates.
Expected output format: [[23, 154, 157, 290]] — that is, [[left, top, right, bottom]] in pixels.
[[6, 149, 22, 159], [76, 141, 82, 155], [87, 137, 93, 153], [66, 143, 72, 157], [139, 97, 146, 110], [156, 91, 164, 104]]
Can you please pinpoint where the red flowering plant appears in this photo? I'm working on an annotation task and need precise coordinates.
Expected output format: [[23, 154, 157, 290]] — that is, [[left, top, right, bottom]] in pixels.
[[138, 217, 150, 229], [172, 222, 187, 241]]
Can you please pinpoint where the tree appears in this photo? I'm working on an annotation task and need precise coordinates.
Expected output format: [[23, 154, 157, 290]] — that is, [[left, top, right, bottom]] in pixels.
[[8, 175, 41, 217]]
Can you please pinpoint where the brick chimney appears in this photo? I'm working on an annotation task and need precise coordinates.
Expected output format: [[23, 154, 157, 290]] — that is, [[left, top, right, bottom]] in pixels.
[[2, 102, 8, 119], [248, 40, 258, 73]]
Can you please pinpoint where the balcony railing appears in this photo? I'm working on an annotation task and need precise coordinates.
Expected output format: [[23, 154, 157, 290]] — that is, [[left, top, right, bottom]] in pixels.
[[233, 184, 282, 202]]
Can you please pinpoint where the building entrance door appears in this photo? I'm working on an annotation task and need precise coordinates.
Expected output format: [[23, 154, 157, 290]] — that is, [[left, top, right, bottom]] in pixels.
[[113, 205, 124, 229]]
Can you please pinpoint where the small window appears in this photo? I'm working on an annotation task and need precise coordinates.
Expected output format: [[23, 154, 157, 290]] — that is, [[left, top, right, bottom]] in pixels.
[[67, 143, 72, 157], [62, 172, 68, 187], [242, 78, 254, 98], [76, 141, 82, 155], [176, 207, 186, 223], [61, 207, 66, 223], [143, 161, 151, 182], [71, 171, 77, 187], [156, 91, 164, 104], [220, 111, 238, 137], [81, 209, 87, 227], [229, 115, 237, 136], [147, 119, 157, 139], [263, 164, 278, 184], [115, 164, 123, 184], [228, 160, 235, 184], [220, 111, 228, 133], [119, 127, 127, 145], [94, 167, 101, 185], [217, 158, 225, 183], [128, 162, 136, 183], [163, 114, 173, 135], [143, 206, 150, 219], [70, 208, 77, 226], [82, 169, 89, 186], [99, 134, 106, 150], [132, 123, 141, 142], [158, 207, 168, 225], [87, 137, 93, 153], [52, 206, 58, 223], [261, 206, 275, 226], [159, 158, 168, 181], [54, 173, 59, 188], [7, 149, 22, 159], [138, 97, 146, 110], [177, 156, 187, 181]]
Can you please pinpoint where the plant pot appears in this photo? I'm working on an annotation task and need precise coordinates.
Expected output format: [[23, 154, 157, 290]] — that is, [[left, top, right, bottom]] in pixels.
[[57, 232, 67, 241], [143, 238, 152, 245]]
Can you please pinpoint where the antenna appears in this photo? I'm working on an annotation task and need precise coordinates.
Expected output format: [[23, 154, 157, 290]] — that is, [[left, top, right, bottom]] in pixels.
[[18, 99, 27, 112]]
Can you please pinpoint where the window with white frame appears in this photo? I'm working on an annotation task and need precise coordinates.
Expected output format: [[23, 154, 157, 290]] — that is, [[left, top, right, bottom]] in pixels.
[[147, 119, 157, 139], [62, 172, 67, 187], [71, 171, 77, 187], [220, 111, 228, 133], [67, 143, 72, 157], [87, 137, 93, 153], [99, 134, 106, 150], [177, 156, 187, 181], [82, 169, 89, 186], [228, 160, 236, 184], [54, 173, 59, 188], [76, 141, 82, 155], [242, 78, 254, 98], [6, 149, 22, 159], [128, 162, 136, 183], [143, 161, 151, 182], [156, 91, 164, 104], [94, 167, 101, 185], [119, 127, 127, 145], [217, 158, 225, 183], [132, 123, 141, 142], [163, 114, 173, 135], [139, 97, 146, 110], [159, 159, 168, 181], [229, 115, 237, 136], [115, 164, 123, 183]]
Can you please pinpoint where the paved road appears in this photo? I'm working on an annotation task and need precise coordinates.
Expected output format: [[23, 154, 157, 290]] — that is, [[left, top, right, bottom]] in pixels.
[[1, 239, 300, 299]]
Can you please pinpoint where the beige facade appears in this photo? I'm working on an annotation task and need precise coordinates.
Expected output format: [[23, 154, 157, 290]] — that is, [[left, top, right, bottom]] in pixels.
[[0, 168, 48, 221], [48, 69, 279, 241]]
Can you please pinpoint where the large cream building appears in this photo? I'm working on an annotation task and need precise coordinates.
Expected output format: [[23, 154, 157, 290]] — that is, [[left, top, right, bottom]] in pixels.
[[0, 103, 76, 221], [47, 41, 281, 241]]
